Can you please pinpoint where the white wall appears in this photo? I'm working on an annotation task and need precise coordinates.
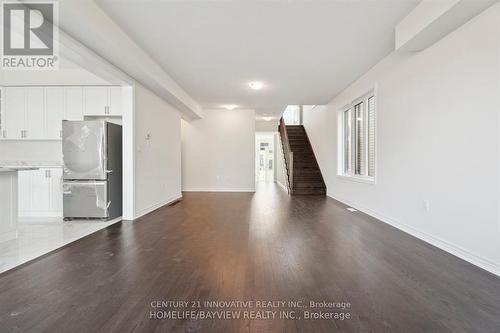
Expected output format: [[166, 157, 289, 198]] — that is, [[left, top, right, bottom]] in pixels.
[[0, 141, 62, 163], [134, 83, 182, 218], [182, 109, 255, 191], [255, 120, 278, 132], [0, 58, 110, 86], [303, 3, 500, 275]]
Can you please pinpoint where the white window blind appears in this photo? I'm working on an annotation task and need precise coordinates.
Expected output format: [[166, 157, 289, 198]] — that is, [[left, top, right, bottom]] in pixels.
[[343, 108, 353, 174], [340, 92, 376, 180], [355, 102, 365, 176], [367, 96, 376, 177]]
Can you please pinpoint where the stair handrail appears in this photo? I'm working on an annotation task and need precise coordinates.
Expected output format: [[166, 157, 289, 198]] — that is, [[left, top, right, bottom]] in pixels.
[[279, 117, 294, 194]]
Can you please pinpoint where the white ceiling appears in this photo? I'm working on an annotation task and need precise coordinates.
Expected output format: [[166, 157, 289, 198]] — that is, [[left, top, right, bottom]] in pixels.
[[96, 0, 420, 117]]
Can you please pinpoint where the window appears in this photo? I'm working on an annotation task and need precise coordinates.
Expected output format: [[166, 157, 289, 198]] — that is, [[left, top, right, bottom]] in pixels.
[[339, 92, 376, 181], [283, 105, 301, 125]]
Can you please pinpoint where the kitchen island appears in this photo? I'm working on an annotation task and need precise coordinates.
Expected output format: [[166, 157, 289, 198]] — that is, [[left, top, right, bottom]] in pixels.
[[0, 169, 18, 242], [0, 167, 39, 243]]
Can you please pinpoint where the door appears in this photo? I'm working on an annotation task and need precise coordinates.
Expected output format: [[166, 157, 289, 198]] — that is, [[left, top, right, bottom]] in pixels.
[[63, 181, 108, 218], [64, 87, 84, 121], [84, 87, 108, 116], [108, 87, 122, 115], [5, 87, 25, 140], [25, 87, 45, 139], [258, 149, 267, 182], [45, 87, 64, 139], [63, 121, 107, 180], [257, 140, 274, 182], [266, 144, 274, 182]]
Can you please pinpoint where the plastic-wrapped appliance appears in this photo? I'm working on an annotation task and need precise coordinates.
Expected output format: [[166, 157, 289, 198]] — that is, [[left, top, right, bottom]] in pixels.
[[62, 121, 122, 220]]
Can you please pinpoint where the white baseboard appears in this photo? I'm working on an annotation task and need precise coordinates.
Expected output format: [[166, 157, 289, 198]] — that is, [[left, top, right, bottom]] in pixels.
[[182, 188, 256, 192], [134, 194, 183, 219], [276, 180, 288, 192], [328, 193, 500, 277]]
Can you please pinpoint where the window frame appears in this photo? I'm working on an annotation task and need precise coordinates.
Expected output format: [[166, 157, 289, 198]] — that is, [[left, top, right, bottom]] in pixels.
[[337, 90, 377, 184]]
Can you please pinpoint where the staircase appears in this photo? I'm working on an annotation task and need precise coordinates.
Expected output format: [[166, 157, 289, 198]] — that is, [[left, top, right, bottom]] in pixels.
[[278, 118, 326, 195]]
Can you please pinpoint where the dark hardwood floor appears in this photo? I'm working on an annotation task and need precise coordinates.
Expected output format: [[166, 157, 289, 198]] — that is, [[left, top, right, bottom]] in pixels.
[[1, 183, 499, 332]]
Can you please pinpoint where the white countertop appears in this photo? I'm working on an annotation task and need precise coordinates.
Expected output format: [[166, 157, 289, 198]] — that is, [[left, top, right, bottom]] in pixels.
[[0, 167, 40, 172], [0, 161, 62, 168]]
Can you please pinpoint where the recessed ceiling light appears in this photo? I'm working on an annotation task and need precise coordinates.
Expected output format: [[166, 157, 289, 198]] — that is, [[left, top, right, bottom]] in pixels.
[[223, 104, 238, 110], [248, 81, 264, 91], [263, 117, 273, 121]]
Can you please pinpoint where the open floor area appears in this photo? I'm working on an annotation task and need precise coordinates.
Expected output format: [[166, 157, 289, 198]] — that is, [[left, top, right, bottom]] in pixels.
[[1, 1, 500, 331], [1, 184, 499, 332]]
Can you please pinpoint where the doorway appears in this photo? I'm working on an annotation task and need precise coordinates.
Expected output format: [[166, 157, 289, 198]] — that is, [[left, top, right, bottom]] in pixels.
[[255, 133, 275, 183]]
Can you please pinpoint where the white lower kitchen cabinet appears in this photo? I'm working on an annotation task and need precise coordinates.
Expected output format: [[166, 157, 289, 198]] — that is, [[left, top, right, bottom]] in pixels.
[[18, 168, 63, 217]]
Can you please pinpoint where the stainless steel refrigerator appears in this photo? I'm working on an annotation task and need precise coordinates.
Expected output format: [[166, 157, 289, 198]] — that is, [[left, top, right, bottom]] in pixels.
[[62, 121, 122, 220]]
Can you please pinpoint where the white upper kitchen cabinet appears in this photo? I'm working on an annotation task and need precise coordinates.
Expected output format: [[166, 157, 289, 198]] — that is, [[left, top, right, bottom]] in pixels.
[[64, 87, 84, 121], [84, 86, 123, 116], [0, 86, 124, 141], [84, 87, 108, 116], [108, 87, 123, 116], [4, 87, 46, 140], [45, 87, 64, 139], [1, 86, 85, 141], [4, 87, 25, 140], [25, 87, 45, 140]]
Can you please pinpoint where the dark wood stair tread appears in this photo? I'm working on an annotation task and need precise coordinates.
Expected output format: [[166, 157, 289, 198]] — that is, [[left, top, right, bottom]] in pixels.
[[279, 123, 326, 196]]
